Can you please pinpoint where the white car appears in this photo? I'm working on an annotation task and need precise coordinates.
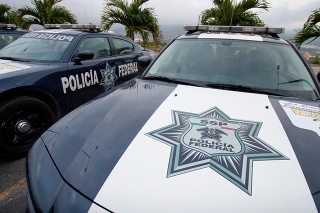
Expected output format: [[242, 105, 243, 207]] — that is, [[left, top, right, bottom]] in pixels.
[[27, 25, 320, 212]]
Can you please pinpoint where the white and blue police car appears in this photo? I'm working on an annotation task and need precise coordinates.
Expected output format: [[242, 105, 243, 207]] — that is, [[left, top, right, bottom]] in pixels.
[[27, 25, 320, 212], [0, 24, 151, 158]]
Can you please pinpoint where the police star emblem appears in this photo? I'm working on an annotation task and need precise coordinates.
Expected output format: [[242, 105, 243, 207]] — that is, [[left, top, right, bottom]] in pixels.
[[100, 63, 117, 90], [146, 107, 289, 195]]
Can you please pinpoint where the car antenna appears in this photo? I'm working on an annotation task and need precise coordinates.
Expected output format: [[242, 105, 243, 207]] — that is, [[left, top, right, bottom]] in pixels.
[[229, 6, 234, 31]]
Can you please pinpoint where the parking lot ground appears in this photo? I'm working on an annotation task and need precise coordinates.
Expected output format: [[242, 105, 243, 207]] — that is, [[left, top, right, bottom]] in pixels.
[[311, 64, 320, 75], [0, 158, 27, 213]]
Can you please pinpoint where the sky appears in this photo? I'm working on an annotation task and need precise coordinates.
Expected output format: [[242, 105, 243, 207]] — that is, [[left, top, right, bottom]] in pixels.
[[2, 0, 320, 31]]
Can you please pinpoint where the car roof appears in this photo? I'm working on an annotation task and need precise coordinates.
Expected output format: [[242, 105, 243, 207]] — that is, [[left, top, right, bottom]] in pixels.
[[177, 32, 289, 44], [33, 28, 113, 36], [0, 28, 29, 32], [26, 24, 127, 38]]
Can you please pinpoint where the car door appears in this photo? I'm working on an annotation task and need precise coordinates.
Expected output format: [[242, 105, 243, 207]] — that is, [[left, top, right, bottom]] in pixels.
[[58, 35, 117, 113], [51, 34, 145, 115], [110, 36, 144, 85]]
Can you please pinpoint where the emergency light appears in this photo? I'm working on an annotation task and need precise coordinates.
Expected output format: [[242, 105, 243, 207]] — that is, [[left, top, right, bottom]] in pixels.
[[44, 24, 102, 32], [0, 24, 17, 29], [184, 25, 285, 35]]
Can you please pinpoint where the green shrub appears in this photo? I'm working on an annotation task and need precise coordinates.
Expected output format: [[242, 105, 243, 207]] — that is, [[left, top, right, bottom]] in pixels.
[[139, 41, 167, 52], [314, 56, 320, 64]]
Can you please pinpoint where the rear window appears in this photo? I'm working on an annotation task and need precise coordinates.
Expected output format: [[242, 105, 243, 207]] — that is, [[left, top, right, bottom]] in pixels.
[[0, 32, 74, 62]]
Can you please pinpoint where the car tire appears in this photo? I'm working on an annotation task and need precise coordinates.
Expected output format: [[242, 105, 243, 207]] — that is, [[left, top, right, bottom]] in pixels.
[[0, 96, 55, 159]]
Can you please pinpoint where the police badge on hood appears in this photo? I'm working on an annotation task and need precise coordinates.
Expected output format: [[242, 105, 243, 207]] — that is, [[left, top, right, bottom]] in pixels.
[[146, 107, 289, 195]]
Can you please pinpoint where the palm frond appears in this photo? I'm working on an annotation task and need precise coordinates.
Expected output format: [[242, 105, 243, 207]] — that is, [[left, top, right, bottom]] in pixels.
[[49, 7, 77, 24], [292, 8, 320, 48], [0, 4, 11, 23], [304, 9, 320, 29], [238, 0, 269, 12], [200, 0, 269, 26], [18, 0, 77, 26], [292, 26, 320, 48], [101, 0, 160, 42]]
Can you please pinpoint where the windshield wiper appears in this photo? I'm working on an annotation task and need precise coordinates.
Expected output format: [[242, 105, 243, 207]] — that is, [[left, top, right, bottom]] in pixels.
[[205, 83, 284, 97], [0, 57, 29, 62], [144, 75, 201, 87], [279, 79, 315, 89]]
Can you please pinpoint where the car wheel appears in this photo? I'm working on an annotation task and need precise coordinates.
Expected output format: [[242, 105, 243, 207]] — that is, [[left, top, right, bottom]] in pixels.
[[0, 96, 55, 159]]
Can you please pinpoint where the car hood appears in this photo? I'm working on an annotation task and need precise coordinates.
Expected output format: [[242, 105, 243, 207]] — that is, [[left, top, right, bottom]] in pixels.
[[0, 59, 51, 79], [42, 79, 320, 212]]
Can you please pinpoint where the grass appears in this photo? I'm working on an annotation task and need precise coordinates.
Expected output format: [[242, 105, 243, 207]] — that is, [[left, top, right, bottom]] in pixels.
[[314, 56, 320, 64]]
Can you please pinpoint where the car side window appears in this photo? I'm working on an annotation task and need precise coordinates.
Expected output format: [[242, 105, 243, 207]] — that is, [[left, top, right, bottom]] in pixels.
[[112, 38, 134, 55], [77, 37, 111, 59]]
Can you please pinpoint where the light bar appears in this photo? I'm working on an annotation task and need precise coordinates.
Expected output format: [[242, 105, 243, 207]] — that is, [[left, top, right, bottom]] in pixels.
[[44, 24, 102, 31], [185, 25, 231, 32], [0, 24, 17, 29], [184, 25, 285, 34]]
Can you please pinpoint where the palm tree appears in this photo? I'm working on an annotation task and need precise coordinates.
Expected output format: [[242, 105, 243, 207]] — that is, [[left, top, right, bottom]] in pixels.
[[17, 0, 77, 27], [292, 9, 320, 49], [200, 0, 270, 26], [0, 4, 11, 23], [101, 0, 160, 44], [0, 4, 30, 29]]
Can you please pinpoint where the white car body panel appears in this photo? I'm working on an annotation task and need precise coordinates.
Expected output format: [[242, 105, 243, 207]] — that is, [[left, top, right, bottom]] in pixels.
[[89, 85, 317, 213]]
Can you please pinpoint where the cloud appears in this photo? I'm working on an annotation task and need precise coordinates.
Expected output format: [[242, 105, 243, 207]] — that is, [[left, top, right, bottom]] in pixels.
[[146, 0, 212, 25], [257, 0, 320, 29]]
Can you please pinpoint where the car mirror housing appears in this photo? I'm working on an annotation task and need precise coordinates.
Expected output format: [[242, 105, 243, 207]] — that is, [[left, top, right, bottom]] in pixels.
[[77, 50, 94, 60], [138, 56, 152, 67], [74, 50, 94, 65]]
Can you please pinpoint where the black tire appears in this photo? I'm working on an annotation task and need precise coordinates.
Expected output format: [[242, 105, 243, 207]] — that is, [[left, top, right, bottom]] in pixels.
[[0, 96, 55, 159]]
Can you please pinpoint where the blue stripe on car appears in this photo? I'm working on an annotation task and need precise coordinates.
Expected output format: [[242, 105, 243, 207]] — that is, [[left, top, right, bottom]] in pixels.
[[269, 97, 320, 211]]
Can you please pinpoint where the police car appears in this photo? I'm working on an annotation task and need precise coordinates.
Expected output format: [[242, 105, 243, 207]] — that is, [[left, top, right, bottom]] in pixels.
[[0, 24, 29, 49], [27, 25, 320, 212], [0, 24, 150, 158]]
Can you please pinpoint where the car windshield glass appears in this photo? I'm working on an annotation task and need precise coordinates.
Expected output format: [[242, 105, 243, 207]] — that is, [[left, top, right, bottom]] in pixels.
[[0, 32, 74, 62], [145, 39, 319, 100]]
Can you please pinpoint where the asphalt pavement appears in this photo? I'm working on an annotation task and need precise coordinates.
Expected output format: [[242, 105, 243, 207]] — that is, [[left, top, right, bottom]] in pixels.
[[0, 157, 27, 213]]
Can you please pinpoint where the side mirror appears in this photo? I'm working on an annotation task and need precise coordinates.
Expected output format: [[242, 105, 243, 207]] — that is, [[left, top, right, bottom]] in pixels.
[[317, 72, 320, 83], [78, 50, 94, 59], [138, 56, 152, 67], [74, 50, 94, 64]]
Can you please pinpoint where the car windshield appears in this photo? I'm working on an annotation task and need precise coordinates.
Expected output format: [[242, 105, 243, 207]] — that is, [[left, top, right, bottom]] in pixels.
[[145, 38, 319, 100], [0, 32, 74, 62]]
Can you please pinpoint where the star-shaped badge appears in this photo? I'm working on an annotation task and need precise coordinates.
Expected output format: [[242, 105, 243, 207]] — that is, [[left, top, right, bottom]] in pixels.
[[146, 107, 289, 195], [100, 63, 117, 90]]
